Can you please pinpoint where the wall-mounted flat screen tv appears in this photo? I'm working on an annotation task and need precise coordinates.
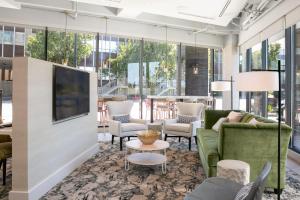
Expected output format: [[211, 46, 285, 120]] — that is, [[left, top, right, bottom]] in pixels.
[[53, 65, 90, 122]]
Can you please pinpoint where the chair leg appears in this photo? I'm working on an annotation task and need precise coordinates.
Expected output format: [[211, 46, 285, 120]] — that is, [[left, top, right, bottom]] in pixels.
[[111, 135, 114, 144], [2, 159, 6, 185], [120, 137, 123, 151], [0, 160, 2, 170], [188, 138, 192, 151], [164, 134, 168, 141], [194, 136, 198, 145], [128, 136, 130, 141], [179, 136, 181, 142]]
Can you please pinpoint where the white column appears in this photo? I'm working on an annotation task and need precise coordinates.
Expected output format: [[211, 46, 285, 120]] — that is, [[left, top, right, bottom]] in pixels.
[[222, 34, 239, 110]]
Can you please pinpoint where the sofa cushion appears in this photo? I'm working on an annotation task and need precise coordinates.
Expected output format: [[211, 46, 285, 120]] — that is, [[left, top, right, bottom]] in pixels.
[[240, 113, 254, 123], [121, 123, 147, 132], [212, 117, 228, 132], [197, 129, 219, 166], [227, 111, 243, 122], [165, 123, 191, 133]]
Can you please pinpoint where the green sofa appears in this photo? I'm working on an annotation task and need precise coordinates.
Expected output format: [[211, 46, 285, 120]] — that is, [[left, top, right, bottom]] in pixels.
[[197, 110, 292, 190]]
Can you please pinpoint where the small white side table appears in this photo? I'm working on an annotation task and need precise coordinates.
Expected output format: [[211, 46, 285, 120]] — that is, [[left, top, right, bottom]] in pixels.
[[125, 139, 169, 174], [217, 160, 250, 185]]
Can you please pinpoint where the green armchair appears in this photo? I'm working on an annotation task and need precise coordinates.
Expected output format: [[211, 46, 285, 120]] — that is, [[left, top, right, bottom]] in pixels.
[[197, 110, 292, 190], [0, 134, 12, 185]]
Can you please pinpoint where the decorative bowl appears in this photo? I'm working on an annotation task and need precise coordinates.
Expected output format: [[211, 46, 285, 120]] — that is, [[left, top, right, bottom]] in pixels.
[[137, 130, 160, 145]]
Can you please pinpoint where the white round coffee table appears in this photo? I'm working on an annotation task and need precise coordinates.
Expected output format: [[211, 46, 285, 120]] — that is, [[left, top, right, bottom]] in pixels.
[[125, 139, 169, 174]]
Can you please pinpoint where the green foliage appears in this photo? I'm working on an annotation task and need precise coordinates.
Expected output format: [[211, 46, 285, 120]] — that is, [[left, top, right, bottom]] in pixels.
[[109, 40, 176, 86], [268, 43, 281, 69], [26, 31, 93, 67]]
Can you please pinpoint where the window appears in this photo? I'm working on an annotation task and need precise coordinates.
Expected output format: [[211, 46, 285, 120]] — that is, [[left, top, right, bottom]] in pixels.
[[3, 26, 14, 57], [213, 48, 223, 109], [267, 33, 285, 121], [250, 43, 264, 116], [292, 24, 300, 152], [26, 28, 46, 60], [47, 30, 76, 67], [77, 33, 96, 71]]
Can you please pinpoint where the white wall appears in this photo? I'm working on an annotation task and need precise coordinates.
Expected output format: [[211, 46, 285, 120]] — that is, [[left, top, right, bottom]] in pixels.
[[10, 57, 98, 200], [0, 7, 224, 48]]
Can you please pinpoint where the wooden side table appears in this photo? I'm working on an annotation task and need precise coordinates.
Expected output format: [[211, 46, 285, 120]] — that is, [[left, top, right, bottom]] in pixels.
[[217, 160, 250, 185]]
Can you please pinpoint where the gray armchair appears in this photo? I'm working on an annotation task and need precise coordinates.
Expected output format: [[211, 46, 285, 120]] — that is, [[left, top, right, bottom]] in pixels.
[[163, 102, 204, 150], [184, 162, 272, 200], [106, 100, 148, 150]]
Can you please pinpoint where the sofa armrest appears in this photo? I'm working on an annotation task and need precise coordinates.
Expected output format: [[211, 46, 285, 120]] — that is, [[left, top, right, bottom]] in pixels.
[[108, 120, 121, 136], [130, 118, 148, 125], [218, 122, 292, 188]]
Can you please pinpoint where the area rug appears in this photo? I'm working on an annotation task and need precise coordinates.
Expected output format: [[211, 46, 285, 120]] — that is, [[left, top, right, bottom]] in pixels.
[[1, 139, 300, 200]]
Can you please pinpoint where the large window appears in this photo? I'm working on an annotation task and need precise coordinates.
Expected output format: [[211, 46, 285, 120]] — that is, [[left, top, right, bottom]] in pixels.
[[250, 43, 264, 116], [26, 28, 46, 60], [292, 24, 300, 152], [267, 33, 285, 121]]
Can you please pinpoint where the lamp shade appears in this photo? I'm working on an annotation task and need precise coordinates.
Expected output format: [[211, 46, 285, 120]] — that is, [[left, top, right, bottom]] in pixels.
[[211, 81, 231, 91], [236, 71, 279, 92]]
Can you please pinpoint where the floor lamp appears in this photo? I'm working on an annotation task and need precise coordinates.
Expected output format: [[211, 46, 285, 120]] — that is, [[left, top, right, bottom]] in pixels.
[[236, 61, 281, 200], [211, 76, 233, 109]]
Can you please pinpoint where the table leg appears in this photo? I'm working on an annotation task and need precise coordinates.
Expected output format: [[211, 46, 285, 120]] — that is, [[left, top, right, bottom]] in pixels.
[[125, 147, 129, 171], [150, 98, 154, 123], [162, 149, 167, 174]]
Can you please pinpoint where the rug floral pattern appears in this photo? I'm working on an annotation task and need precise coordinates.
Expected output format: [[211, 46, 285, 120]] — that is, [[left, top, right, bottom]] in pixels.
[[1, 138, 300, 200]]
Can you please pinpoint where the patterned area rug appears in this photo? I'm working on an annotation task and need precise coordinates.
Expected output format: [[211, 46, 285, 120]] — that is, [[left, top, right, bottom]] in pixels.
[[1, 139, 300, 200]]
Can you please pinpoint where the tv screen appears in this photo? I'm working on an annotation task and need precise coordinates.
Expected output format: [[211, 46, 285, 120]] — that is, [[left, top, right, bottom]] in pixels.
[[53, 65, 90, 122]]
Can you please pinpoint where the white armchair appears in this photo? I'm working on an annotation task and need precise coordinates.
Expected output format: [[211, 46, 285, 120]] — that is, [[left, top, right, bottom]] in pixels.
[[106, 100, 148, 150], [163, 102, 204, 150]]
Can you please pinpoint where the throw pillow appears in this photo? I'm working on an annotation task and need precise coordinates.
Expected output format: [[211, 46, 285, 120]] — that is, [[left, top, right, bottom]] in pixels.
[[248, 118, 260, 125], [240, 113, 254, 123], [234, 182, 254, 200], [212, 117, 228, 132], [177, 114, 198, 124], [112, 114, 130, 123], [227, 111, 243, 123]]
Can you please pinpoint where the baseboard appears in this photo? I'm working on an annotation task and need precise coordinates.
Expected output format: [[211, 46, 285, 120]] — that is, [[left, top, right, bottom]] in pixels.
[[9, 143, 99, 200]]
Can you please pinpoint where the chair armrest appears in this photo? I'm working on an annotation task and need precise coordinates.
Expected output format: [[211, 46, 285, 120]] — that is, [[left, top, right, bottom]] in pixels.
[[130, 118, 148, 125], [108, 120, 121, 136], [191, 120, 201, 135], [0, 134, 11, 143]]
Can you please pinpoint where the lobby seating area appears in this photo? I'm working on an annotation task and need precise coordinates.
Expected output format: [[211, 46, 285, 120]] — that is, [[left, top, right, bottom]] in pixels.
[[1, 0, 300, 200]]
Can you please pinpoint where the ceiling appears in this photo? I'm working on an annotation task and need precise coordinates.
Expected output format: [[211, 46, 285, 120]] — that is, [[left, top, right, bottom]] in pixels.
[[0, 0, 280, 35], [73, 0, 248, 27]]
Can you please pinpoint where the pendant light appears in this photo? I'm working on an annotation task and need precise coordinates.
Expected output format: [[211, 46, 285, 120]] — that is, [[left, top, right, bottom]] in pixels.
[[192, 33, 199, 75]]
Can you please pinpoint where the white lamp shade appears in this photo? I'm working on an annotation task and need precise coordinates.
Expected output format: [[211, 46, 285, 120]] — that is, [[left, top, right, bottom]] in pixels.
[[211, 81, 231, 91], [236, 71, 279, 92]]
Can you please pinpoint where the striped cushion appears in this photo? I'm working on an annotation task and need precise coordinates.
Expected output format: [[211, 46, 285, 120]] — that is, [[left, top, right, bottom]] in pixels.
[[177, 114, 198, 124], [234, 182, 254, 200]]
